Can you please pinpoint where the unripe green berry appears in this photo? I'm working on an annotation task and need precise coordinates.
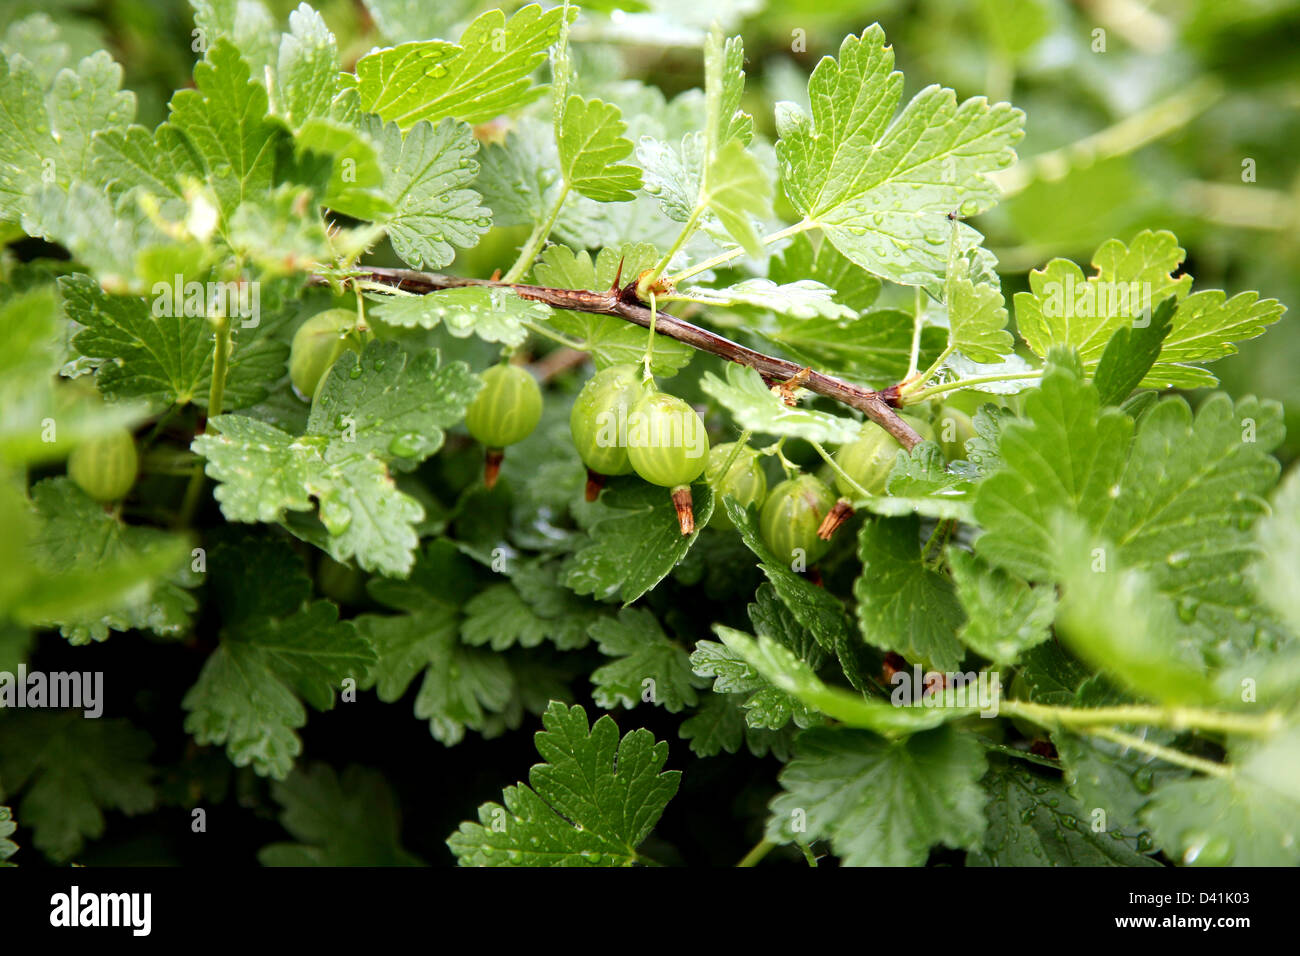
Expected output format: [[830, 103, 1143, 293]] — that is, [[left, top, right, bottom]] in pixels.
[[68, 427, 138, 502], [626, 391, 709, 488], [705, 442, 767, 529], [465, 363, 543, 449], [936, 406, 977, 461], [834, 415, 935, 497], [760, 474, 836, 566], [569, 364, 645, 477], [289, 308, 362, 400]]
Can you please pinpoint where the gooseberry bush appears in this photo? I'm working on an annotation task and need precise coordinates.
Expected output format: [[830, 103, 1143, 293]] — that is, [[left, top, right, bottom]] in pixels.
[[0, 0, 1297, 869]]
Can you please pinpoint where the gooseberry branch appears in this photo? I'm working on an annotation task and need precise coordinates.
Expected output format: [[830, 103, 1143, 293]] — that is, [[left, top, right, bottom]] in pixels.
[[320, 265, 925, 450]]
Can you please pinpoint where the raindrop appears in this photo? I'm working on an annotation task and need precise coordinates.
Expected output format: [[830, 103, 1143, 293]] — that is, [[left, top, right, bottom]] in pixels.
[[387, 433, 422, 458], [1132, 766, 1154, 794], [1182, 832, 1233, 866], [320, 502, 352, 536]]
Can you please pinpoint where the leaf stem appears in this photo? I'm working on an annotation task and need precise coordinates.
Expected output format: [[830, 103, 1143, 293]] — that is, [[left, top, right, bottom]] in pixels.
[[523, 320, 587, 352], [765, 437, 799, 478], [902, 217, 962, 393], [206, 313, 232, 420], [1087, 726, 1233, 779], [648, 205, 707, 288], [906, 344, 958, 397], [667, 219, 815, 286], [177, 314, 231, 529], [1000, 699, 1285, 738], [504, 183, 571, 283], [642, 292, 659, 383], [809, 439, 871, 500], [907, 369, 1042, 402], [906, 286, 925, 379], [714, 428, 752, 488], [737, 839, 776, 867], [921, 518, 955, 567]]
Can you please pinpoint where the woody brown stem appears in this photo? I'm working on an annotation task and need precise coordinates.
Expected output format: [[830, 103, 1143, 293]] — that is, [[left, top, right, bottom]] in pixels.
[[670, 485, 695, 536], [319, 266, 924, 450], [816, 499, 854, 540]]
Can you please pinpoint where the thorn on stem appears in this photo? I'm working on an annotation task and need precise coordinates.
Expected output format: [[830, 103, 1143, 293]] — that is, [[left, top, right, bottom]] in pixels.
[[771, 367, 812, 407]]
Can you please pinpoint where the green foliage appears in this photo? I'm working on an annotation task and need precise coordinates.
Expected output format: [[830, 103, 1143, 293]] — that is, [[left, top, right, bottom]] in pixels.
[[182, 535, 375, 778], [194, 342, 480, 575], [0, 0, 1295, 872], [565, 479, 714, 604], [0, 712, 155, 861], [1014, 231, 1284, 388], [25, 479, 194, 643], [766, 725, 988, 866], [589, 608, 704, 712], [970, 759, 1159, 867], [447, 702, 679, 866], [776, 25, 1023, 292], [555, 95, 641, 203], [64, 274, 287, 409], [367, 116, 491, 270], [701, 363, 860, 444], [350, 5, 574, 129], [0, 805, 16, 865], [854, 515, 965, 670], [355, 540, 525, 745], [258, 763, 423, 866], [1144, 727, 1300, 867]]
